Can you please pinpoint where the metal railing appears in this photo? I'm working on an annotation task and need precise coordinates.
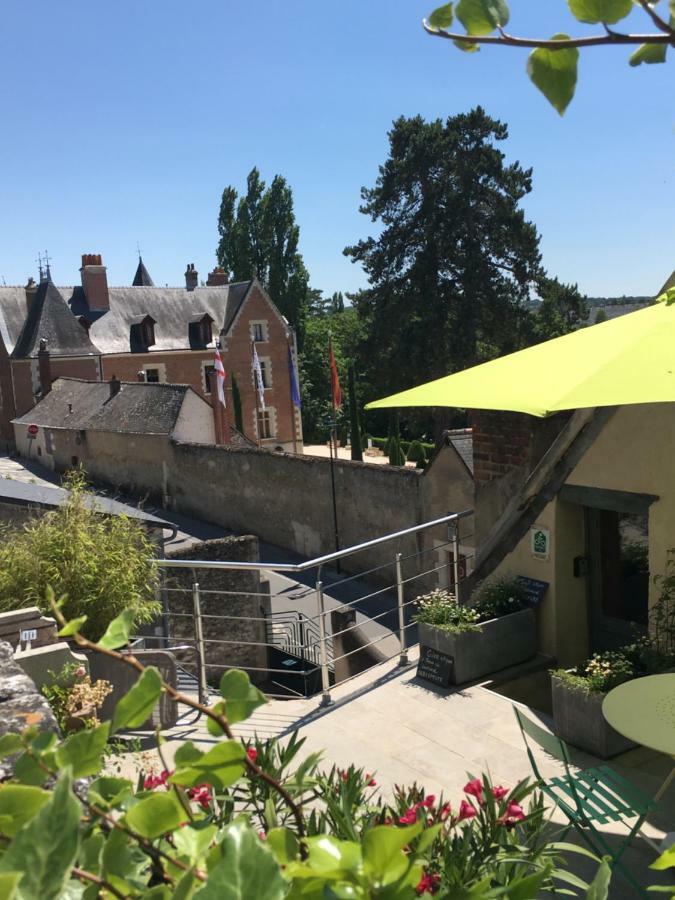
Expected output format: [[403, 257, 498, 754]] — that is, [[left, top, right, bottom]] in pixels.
[[148, 509, 473, 709]]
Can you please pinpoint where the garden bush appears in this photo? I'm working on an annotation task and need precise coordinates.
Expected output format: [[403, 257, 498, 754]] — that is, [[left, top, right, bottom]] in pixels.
[[413, 579, 531, 635], [0, 470, 160, 640], [471, 575, 531, 621], [0, 601, 620, 899], [406, 440, 428, 468]]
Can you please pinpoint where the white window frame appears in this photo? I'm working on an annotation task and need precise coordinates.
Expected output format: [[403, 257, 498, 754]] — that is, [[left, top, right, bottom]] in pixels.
[[258, 356, 272, 389], [256, 406, 277, 440], [202, 360, 216, 394], [250, 320, 269, 343], [143, 363, 166, 383]]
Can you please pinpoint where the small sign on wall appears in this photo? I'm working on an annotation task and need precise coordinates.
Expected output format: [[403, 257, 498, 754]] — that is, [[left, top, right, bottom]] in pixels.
[[417, 646, 454, 688], [20, 629, 37, 642], [530, 525, 550, 560]]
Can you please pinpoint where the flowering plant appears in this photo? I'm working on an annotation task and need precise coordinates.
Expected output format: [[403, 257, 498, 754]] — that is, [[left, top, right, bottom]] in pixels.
[[413, 589, 480, 633], [471, 575, 531, 621], [553, 635, 675, 694]]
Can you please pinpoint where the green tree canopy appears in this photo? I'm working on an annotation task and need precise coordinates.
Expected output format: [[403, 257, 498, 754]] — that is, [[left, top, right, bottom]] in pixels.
[[533, 276, 589, 340], [216, 167, 310, 334], [344, 109, 542, 404], [425, 1, 673, 114]]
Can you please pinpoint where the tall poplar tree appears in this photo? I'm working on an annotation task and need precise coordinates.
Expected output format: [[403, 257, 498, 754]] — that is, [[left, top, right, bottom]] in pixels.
[[216, 168, 310, 335]]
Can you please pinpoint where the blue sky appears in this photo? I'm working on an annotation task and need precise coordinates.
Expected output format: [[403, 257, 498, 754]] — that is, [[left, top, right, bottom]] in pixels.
[[0, 0, 672, 297]]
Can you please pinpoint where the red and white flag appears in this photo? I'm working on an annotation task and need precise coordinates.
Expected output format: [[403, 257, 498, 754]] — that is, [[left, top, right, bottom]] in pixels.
[[214, 347, 226, 407], [252, 343, 266, 411]]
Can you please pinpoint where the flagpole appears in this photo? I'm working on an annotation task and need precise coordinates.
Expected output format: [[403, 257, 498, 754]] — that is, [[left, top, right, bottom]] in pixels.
[[287, 334, 299, 456], [328, 333, 341, 573], [251, 340, 261, 449]]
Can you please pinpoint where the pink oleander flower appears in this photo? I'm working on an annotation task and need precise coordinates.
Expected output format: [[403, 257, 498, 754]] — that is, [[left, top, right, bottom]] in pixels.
[[258, 830, 267, 841], [144, 769, 172, 790], [187, 784, 211, 810], [366, 773, 377, 787], [457, 799, 477, 821], [440, 802, 452, 821], [399, 807, 418, 825], [492, 785, 509, 800], [340, 770, 349, 783], [416, 872, 441, 895], [504, 801, 525, 822], [421, 794, 436, 809], [463, 778, 484, 803], [247, 747, 258, 763]]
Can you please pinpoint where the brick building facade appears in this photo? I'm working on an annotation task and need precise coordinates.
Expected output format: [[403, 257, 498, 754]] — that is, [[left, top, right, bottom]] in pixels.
[[0, 255, 303, 451]]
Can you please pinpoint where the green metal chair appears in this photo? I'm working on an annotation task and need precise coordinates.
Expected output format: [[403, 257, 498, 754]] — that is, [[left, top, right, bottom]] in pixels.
[[514, 705, 658, 896]]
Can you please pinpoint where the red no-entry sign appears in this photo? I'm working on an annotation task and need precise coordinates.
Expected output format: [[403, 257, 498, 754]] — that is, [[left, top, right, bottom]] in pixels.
[[27, 424, 38, 437]]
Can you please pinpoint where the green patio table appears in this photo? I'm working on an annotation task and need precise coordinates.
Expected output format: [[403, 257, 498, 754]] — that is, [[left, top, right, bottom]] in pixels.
[[603, 674, 675, 849]]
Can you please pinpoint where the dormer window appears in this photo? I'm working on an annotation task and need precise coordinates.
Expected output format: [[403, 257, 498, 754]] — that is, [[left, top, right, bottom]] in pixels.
[[129, 314, 156, 352], [188, 313, 214, 349]]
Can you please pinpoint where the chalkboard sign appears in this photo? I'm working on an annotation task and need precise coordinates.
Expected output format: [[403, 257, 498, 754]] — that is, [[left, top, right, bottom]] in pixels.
[[417, 646, 454, 688], [516, 576, 549, 608]]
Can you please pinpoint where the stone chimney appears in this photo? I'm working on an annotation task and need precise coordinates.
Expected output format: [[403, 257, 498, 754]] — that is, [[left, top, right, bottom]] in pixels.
[[24, 277, 37, 315], [185, 263, 198, 291], [37, 339, 52, 397], [109, 375, 121, 399], [80, 253, 110, 311], [206, 266, 229, 287]]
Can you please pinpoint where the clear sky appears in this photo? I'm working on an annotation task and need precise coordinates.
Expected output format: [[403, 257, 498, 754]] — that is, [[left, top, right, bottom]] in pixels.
[[0, 1, 672, 297]]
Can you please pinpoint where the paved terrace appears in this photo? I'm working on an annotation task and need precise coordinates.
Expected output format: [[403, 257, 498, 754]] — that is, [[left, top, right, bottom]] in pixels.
[[152, 650, 675, 897]]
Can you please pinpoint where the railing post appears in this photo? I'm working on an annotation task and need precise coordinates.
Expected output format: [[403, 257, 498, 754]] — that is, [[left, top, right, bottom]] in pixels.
[[192, 580, 208, 705], [396, 552, 409, 666], [315, 578, 332, 707], [449, 517, 460, 600]]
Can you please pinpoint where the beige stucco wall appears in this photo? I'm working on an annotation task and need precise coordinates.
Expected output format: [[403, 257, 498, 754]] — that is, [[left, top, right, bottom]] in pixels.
[[493, 403, 675, 665], [172, 391, 215, 444]]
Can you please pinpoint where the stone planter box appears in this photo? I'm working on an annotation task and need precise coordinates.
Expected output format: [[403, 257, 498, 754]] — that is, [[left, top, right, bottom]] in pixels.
[[551, 675, 637, 759], [418, 608, 537, 685]]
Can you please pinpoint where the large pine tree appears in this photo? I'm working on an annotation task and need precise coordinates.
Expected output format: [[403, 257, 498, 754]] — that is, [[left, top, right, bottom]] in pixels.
[[345, 108, 542, 397]]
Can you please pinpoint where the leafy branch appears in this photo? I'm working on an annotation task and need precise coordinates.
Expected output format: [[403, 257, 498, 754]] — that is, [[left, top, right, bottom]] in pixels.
[[424, 0, 675, 113]]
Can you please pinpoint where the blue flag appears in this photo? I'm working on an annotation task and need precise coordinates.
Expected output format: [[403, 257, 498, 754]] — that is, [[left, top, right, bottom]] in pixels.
[[288, 345, 302, 409]]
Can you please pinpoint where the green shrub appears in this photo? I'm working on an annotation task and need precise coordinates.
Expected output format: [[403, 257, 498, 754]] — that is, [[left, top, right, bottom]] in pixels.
[[406, 440, 428, 467], [471, 575, 531, 621], [552, 636, 675, 694], [413, 589, 480, 633], [0, 469, 160, 640]]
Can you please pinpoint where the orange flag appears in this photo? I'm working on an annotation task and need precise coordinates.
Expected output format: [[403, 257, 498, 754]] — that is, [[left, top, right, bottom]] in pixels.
[[329, 338, 342, 411]]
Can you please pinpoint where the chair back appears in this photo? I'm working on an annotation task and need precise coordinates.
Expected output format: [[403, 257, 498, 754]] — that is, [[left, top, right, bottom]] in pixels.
[[513, 706, 571, 780]]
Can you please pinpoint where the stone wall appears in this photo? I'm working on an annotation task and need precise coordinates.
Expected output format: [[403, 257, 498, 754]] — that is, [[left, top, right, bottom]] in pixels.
[[0, 641, 58, 779], [163, 535, 270, 687]]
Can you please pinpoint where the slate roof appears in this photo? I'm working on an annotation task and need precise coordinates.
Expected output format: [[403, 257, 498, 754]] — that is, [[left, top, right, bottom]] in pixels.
[[65, 281, 252, 353], [444, 428, 474, 475], [12, 377, 194, 435], [132, 257, 154, 287], [0, 477, 171, 528], [0, 277, 258, 356], [11, 281, 99, 359]]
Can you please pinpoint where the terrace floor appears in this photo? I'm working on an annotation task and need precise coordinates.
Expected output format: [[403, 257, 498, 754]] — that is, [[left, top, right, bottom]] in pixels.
[[140, 650, 675, 897]]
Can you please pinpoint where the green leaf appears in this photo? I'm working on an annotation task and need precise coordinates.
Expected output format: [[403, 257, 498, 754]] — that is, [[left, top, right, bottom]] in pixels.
[[172, 824, 217, 863], [97, 608, 135, 650], [0, 873, 21, 900], [171, 740, 246, 790], [0, 735, 22, 759], [0, 769, 81, 900], [206, 702, 227, 737], [585, 858, 612, 899], [218, 670, 267, 725], [428, 3, 454, 28], [0, 785, 50, 837], [506, 870, 553, 900], [125, 791, 186, 839], [193, 821, 286, 900], [629, 42, 667, 66], [173, 870, 198, 900], [56, 723, 110, 778], [174, 742, 204, 767], [266, 827, 300, 865], [58, 616, 88, 638], [527, 36, 579, 115], [363, 823, 421, 884], [456, 0, 509, 35], [568, 0, 631, 24], [111, 667, 162, 733], [454, 38, 479, 51], [87, 776, 133, 809]]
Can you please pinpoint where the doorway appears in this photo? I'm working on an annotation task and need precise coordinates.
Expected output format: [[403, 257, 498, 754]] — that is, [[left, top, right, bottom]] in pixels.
[[586, 507, 649, 651]]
